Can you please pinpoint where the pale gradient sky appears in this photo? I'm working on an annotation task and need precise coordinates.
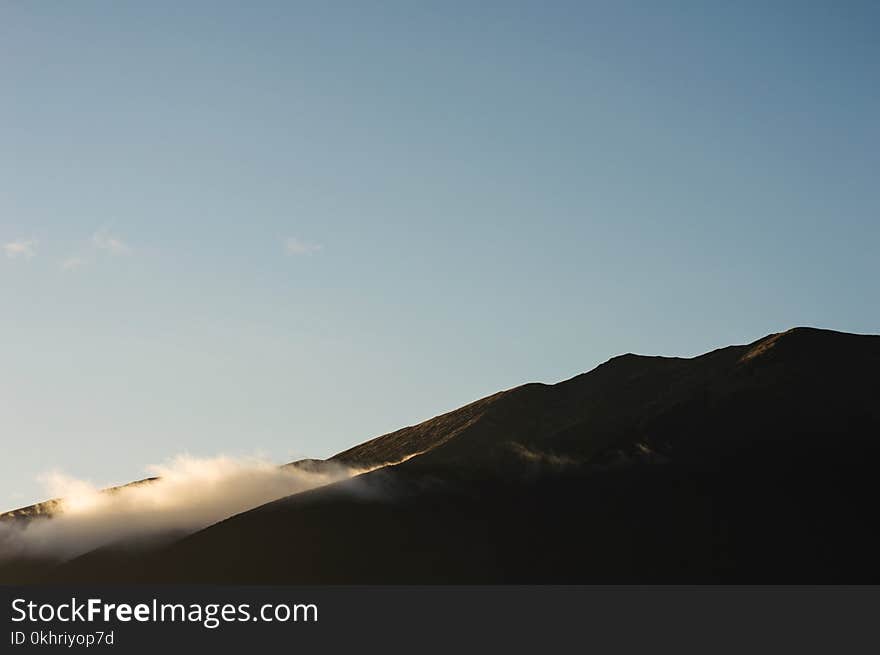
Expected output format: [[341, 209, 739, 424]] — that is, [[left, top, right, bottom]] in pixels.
[[2, 1, 878, 510]]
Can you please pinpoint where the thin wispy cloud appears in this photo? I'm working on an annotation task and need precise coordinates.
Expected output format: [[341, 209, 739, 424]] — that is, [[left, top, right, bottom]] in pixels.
[[3, 239, 37, 259], [92, 230, 131, 255], [60, 256, 87, 272], [285, 237, 323, 256]]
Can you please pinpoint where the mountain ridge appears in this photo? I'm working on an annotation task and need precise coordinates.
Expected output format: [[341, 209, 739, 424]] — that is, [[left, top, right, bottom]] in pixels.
[[3, 326, 861, 520], [4, 326, 880, 583]]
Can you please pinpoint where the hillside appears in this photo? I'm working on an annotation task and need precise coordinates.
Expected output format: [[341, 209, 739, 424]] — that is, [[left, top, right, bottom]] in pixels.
[[5, 327, 880, 583]]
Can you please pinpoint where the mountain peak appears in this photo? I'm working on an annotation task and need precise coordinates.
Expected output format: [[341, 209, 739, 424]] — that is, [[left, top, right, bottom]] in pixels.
[[740, 326, 877, 364]]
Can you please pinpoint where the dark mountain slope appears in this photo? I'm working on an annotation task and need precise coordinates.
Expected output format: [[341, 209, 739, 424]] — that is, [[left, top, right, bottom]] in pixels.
[[328, 390, 508, 468], [37, 327, 880, 583]]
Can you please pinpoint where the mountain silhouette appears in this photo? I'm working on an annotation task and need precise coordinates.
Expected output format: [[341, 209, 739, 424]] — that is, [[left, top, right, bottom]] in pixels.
[[3, 327, 879, 583]]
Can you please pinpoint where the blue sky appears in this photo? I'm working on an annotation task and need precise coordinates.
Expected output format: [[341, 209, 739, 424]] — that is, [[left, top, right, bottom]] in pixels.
[[2, 1, 878, 510]]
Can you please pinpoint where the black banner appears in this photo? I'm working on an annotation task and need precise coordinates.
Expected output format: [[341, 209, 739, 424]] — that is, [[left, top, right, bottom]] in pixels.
[[2, 586, 878, 653]]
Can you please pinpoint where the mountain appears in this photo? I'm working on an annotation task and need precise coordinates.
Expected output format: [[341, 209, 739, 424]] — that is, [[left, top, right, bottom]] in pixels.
[[4, 327, 880, 583]]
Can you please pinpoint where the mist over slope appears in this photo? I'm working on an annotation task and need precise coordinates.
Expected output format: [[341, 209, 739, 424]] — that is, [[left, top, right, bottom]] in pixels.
[[4, 327, 880, 583], [0, 456, 367, 566]]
